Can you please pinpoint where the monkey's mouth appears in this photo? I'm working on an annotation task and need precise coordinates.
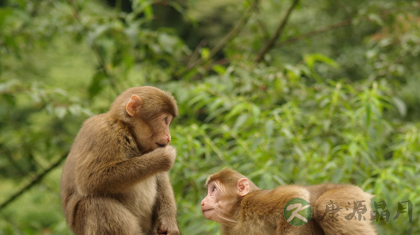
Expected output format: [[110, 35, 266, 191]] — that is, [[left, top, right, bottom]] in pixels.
[[156, 143, 167, 148], [202, 209, 214, 213]]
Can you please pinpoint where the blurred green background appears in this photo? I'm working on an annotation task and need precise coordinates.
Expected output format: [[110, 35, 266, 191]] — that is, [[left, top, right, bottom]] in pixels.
[[0, 0, 419, 234]]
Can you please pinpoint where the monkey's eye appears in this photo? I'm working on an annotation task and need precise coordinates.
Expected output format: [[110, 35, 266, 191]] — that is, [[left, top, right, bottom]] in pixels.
[[209, 183, 217, 195], [164, 117, 169, 125]]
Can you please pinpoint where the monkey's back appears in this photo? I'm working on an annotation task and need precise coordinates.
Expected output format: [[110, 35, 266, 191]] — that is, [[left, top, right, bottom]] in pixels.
[[226, 184, 375, 235], [230, 185, 319, 234], [60, 114, 111, 226]]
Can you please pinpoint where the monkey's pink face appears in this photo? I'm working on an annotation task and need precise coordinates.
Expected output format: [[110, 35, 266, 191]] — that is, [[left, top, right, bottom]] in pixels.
[[201, 181, 222, 222]]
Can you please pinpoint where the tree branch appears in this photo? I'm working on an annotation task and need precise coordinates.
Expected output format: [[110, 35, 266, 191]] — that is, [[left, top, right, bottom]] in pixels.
[[67, 0, 121, 96], [280, 19, 352, 45], [278, 4, 420, 46], [186, 40, 208, 68], [204, 1, 257, 66], [255, 0, 300, 63], [174, 0, 259, 79], [0, 152, 68, 211]]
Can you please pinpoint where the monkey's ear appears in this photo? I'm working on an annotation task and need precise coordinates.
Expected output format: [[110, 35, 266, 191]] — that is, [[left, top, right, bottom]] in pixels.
[[126, 95, 143, 117], [237, 178, 250, 197]]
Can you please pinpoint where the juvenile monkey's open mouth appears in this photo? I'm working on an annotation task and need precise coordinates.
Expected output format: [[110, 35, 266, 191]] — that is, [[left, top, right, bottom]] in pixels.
[[156, 143, 166, 148]]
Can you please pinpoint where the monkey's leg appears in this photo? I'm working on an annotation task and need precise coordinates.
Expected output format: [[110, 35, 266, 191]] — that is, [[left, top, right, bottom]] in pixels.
[[314, 188, 377, 235], [73, 197, 143, 235], [152, 172, 180, 235]]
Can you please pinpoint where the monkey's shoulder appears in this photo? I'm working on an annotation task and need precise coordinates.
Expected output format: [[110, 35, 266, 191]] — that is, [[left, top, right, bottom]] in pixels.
[[81, 113, 128, 136], [75, 114, 113, 140], [73, 114, 139, 156]]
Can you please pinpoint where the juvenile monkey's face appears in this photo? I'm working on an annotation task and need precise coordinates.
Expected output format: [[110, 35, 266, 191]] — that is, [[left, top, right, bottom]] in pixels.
[[201, 181, 230, 223], [201, 181, 218, 220]]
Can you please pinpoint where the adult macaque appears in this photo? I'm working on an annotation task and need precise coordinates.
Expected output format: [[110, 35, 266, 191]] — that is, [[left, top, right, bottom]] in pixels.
[[61, 86, 180, 235], [201, 168, 376, 235]]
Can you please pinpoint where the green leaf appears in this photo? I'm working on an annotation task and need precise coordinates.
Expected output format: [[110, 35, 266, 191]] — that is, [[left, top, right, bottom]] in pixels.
[[392, 97, 407, 117], [158, 34, 178, 54], [345, 155, 353, 171], [303, 53, 339, 70], [368, 13, 384, 25], [332, 168, 343, 183], [54, 106, 67, 119], [233, 114, 248, 130], [88, 71, 108, 99], [225, 103, 247, 120], [265, 120, 274, 137], [365, 103, 371, 128], [212, 65, 226, 75], [201, 48, 210, 60], [349, 142, 358, 157]]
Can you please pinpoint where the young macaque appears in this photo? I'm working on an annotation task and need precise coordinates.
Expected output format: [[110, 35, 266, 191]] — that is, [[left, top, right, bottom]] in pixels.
[[61, 86, 180, 235], [201, 168, 376, 235]]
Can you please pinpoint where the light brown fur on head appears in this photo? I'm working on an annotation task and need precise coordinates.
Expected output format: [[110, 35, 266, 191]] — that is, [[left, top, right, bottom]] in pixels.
[[110, 86, 178, 123], [205, 168, 260, 192]]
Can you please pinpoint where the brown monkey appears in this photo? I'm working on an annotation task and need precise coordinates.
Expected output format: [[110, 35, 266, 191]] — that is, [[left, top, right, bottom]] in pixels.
[[201, 168, 376, 235], [61, 86, 180, 235]]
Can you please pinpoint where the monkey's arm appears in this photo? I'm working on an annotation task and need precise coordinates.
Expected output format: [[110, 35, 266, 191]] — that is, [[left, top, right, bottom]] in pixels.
[[78, 146, 175, 195], [153, 172, 180, 235]]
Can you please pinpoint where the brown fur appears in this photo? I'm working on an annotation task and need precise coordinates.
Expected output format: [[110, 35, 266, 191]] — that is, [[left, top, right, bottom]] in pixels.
[[61, 86, 180, 235], [202, 168, 376, 235], [206, 168, 259, 192]]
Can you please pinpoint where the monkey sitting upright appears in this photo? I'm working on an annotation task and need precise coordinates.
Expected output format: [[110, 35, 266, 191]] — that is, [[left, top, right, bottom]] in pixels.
[[201, 168, 377, 235], [61, 86, 180, 235]]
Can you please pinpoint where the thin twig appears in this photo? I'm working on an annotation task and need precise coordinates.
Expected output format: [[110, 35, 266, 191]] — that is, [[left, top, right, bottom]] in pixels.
[[174, 0, 259, 79], [67, 0, 120, 95], [204, 0, 257, 66], [279, 3, 420, 46], [282, 19, 352, 45], [201, 131, 225, 161], [67, 0, 80, 19], [0, 152, 68, 211], [186, 40, 208, 68], [255, 0, 300, 62]]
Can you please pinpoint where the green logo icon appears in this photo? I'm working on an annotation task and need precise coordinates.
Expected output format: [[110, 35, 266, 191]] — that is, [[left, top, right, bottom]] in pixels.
[[284, 198, 312, 226]]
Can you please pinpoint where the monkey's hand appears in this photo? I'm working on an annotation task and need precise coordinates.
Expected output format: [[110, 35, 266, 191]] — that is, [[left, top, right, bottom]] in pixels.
[[152, 145, 176, 171], [156, 220, 180, 235]]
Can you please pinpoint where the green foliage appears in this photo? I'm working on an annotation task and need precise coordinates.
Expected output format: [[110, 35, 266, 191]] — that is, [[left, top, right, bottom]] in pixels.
[[1, 0, 419, 234], [170, 64, 420, 234]]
